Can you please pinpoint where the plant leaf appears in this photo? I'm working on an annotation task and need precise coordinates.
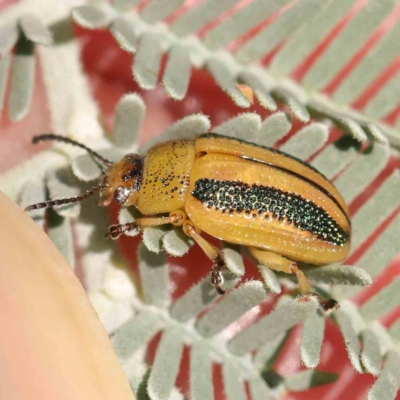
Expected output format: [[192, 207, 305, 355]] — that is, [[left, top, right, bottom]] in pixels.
[[304, 264, 372, 287], [361, 328, 382, 376], [207, 54, 251, 108], [368, 350, 400, 400], [311, 136, 358, 178], [389, 320, 400, 343], [0, 22, 18, 57], [333, 23, 400, 106], [73, 0, 400, 146], [255, 332, 287, 370], [259, 112, 291, 146], [170, 272, 240, 322], [360, 276, 400, 322], [113, 93, 145, 148], [111, 15, 138, 53], [46, 168, 82, 218], [47, 210, 75, 268], [138, 244, 169, 307], [71, 148, 121, 182], [363, 123, 389, 146], [141, 114, 210, 152], [257, 264, 281, 295], [284, 370, 338, 391], [213, 112, 261, 141], [19, 178, 46, 229], [143, 227, 168, 252], [248, 376, 273, 400], [163, 44, 191, 100], [162, 228, 194, 257], [203, 0, 291, 50], [228, 296, 319, 356], [147, 326, 185, 400], [270, 1, 356, 75], [235, 0, 322, 65], [133, 31, 164, 90], [102, 264, 136, 301], [335, 143, 390, 204], [222, 243, 245, 277], [111, 312, 165, 362], [112, 0, 139, 12], [300, 309, 325, 369], [350, 170, 400, 252], [190, 341, 214, 400], [20, 14, 53, 45], [222, 361, 247, 400], [280, 123, 328, 160], [303, 0, 395, 90], [171, 0, 238, 35], [0, 54, 10, 113], [72, 5, 115, 29], [239, 69, 277, 111], [8, 34, 35, 121], [365, 72, 400, 120], [118, 208, 141, 234], [141, 0, 184, 23], [196, 281, 268, 338], [334, 309, 363, 373], [272, 86, 310, 123]]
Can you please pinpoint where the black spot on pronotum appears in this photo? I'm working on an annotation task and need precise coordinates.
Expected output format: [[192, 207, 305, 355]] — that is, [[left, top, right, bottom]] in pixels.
[[121, 157, 143, 191], [192, 179, 349, 246]]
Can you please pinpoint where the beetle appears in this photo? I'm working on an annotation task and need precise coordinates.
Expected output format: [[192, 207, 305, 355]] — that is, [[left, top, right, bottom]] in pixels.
[[26, 133, 351, 305]]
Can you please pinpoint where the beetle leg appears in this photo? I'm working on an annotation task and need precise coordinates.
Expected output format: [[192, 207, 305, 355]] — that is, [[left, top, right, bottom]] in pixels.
[[182, 221, 226, 295], [105, 210, 187, 239], [248, 247, 312, 293], [106, 221, 138, 239], [248, 247, 339, 311], [211, 252, 226, 295]]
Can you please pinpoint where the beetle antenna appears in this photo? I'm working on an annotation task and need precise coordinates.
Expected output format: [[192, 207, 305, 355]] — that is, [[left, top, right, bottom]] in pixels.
[[32, 134, 114, 167], [24, 186, 102, 212]]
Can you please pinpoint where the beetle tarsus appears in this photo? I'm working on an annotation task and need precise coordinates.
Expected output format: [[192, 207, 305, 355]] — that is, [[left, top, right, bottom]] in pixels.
[[215, 284, 226, 295], [304, 293, 340, 312], [105, 222, 138, 239], [210, 268, 225, 295], [318, 297, 340, 312], [210, 252, 226, 295]]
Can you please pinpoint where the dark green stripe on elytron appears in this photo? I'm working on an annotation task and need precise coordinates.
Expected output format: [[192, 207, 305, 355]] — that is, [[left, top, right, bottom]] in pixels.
[[240, 154, 351, 227], [192, 178, 349, 246]]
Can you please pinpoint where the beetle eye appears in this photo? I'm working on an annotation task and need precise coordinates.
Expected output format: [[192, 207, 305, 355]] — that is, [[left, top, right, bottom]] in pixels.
[[114, 186, 130, 204]]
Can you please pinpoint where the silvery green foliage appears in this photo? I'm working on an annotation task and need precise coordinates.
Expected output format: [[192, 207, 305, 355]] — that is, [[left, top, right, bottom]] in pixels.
[[9, 91, 399, 399], [3, 2, 398, 146], [70, 1, 400, 148], [0, 13, 52, 121], [1, 1, 400, 399]]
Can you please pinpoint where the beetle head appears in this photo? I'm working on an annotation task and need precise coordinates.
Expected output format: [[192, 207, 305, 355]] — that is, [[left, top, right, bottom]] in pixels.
[[24, 135, 144, 213], [98, 154, 143, 208]]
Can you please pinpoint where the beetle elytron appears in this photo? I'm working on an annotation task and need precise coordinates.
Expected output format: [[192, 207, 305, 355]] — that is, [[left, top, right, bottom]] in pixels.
[[26, 133, 351, 304]]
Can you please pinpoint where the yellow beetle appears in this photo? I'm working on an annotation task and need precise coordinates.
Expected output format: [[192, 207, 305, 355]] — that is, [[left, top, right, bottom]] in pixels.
[[26, 133, 351, 304]]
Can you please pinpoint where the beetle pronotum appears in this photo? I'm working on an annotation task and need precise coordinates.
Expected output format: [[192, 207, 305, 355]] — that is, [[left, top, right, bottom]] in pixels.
[[26, 133, 351, 306]]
